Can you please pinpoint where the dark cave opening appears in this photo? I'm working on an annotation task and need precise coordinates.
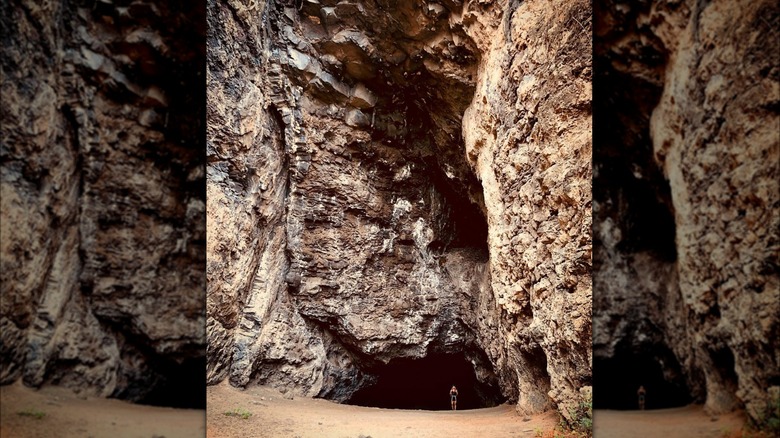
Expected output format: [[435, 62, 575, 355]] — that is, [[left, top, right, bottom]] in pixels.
[[136, 357, 206, 409], [593, 349, 691, 410], [592, 65, 676, 262], [708, 346, 739, 396], [520, 344, 553, 406], [426, 159, 489, 257], [345, 352, 505, 410]]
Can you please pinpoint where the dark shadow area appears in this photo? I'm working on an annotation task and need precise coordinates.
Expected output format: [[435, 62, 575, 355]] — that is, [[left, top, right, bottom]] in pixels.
[[520, 344, 553, 406], [425, 157, 489, 257], [594, 348, 691, 410], [708, 346, 739, 396], [592, 64, 676, 262], [346, 352, 504, 410], [137, 357, 206, 409]]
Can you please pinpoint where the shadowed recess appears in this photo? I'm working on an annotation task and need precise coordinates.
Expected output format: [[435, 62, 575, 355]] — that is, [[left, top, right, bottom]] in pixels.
[[137, 357, 206, 409], [593, 349, 690, 410], [346, 352, 504, 410]]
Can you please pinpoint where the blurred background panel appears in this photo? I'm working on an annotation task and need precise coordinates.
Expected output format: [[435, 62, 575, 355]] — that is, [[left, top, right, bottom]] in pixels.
[[593, 0, 779, 432], [0, 0, 206, 417]]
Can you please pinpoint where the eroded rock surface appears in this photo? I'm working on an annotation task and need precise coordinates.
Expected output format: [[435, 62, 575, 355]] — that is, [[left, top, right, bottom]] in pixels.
[[1, 0, 206, 406], [594, 0, 779, 420], [207, 0, 592, 420]]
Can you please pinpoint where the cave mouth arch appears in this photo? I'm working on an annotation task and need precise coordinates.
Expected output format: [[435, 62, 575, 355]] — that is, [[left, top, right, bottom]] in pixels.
[[135, 357, 206, 409], [345, 352, 505, 410], [593, 349, 691, 410]]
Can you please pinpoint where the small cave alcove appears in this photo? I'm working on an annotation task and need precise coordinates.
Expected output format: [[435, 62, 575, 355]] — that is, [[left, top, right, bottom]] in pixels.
[[346, 352, 505, 410], [136, 357, 206, 409], [425, 158, 489, 262], [593, 349, 691, 410]]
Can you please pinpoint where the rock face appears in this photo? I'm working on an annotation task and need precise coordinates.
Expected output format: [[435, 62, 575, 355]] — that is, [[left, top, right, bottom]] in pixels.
[[593, 0, 779, 420], [1, 1, 206, 406], [207, 0, 592, 421]]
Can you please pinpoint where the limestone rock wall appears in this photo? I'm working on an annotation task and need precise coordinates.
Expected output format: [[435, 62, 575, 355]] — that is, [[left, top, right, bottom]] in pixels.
[[651, 0, 780, 417], [461, 0, 593, 416], [594, 0, 779, 419], [592, 0, 690, 407], [207, 0, 592, 421], [1, 0, 206, 404]]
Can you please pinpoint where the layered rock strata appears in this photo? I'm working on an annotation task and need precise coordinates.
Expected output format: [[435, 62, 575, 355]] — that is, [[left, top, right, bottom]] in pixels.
[[594, 0, 779, 420], [1, 0, 206, 405], [207, 0, 592, 420]]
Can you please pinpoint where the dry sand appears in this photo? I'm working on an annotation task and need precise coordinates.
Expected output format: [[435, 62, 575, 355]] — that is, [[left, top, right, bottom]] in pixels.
[[593, 406, 749, 438], [207, 382, 758, 438], [206, 381, 560, 437], [1, 380, 756, 438], [0, 381, 205, 438]]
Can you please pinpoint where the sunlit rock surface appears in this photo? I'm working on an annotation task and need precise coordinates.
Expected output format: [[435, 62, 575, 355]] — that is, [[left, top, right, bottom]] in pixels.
[[207, 0, 592, 420]]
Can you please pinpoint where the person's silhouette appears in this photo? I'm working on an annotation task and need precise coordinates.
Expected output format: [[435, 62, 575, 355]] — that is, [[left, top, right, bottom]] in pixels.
[[637, 385, 646, 410], [450, 385, 458, 410]]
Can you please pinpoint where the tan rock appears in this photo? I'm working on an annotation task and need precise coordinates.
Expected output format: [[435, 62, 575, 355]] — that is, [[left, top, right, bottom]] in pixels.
[[207, 0, 592, 421], [0, 0, 206, 405], [594, 0, 779, 422]]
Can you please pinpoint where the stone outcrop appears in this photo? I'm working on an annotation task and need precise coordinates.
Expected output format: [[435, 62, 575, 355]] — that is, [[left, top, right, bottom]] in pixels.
[[594, 0, 779, 420], [1, 0, 206, 406], [462, 0, 593, 415], [207, 0, 592, 421]]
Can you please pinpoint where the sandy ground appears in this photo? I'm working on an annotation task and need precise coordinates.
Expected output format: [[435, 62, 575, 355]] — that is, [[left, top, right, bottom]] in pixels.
[[0, 381, 205, 438], [206, 381, 560, 438], [1, 380, 754, 438], [207, 382, 757, 438], [593, 407, 748, 438]]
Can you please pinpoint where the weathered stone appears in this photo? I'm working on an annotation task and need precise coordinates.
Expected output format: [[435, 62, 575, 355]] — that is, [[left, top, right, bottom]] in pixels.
[[207, 0, 591, 422], [461, 0, 593, 419], [348, 83, 378, 109], [288, 48, 314, 73], [426, 3, 447, 18], [344, 108, 370, 128], [593, 0, 779, 422], [0, 1, 206, 406], [309, 71, 351, 101]]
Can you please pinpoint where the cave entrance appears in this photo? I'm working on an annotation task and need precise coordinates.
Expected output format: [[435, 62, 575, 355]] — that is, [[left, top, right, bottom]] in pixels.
[[136, 357, 206, 409], [346, 352, 505, 410], [593, 349, 690, 410]]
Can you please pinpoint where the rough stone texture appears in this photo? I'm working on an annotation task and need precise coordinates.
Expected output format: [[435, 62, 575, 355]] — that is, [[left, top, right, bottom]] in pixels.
[[594, 0, 779, 420], [1, 0, 206, 405], [207, 0, 592, 421], [461, 0, 593, 416]]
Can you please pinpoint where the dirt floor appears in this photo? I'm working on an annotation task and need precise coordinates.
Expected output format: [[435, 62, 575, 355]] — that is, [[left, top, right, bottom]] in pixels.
[[593, 406, 748, 438], [1, 380, 754, 438], [206, 381, 560, 438], [206, 382, 757, 438], [0, 381, 205, 438]]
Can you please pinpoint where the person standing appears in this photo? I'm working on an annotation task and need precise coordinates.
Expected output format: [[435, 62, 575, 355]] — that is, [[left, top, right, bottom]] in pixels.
[[450, 385, 459, 410], [637, 385, 646, 410]]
